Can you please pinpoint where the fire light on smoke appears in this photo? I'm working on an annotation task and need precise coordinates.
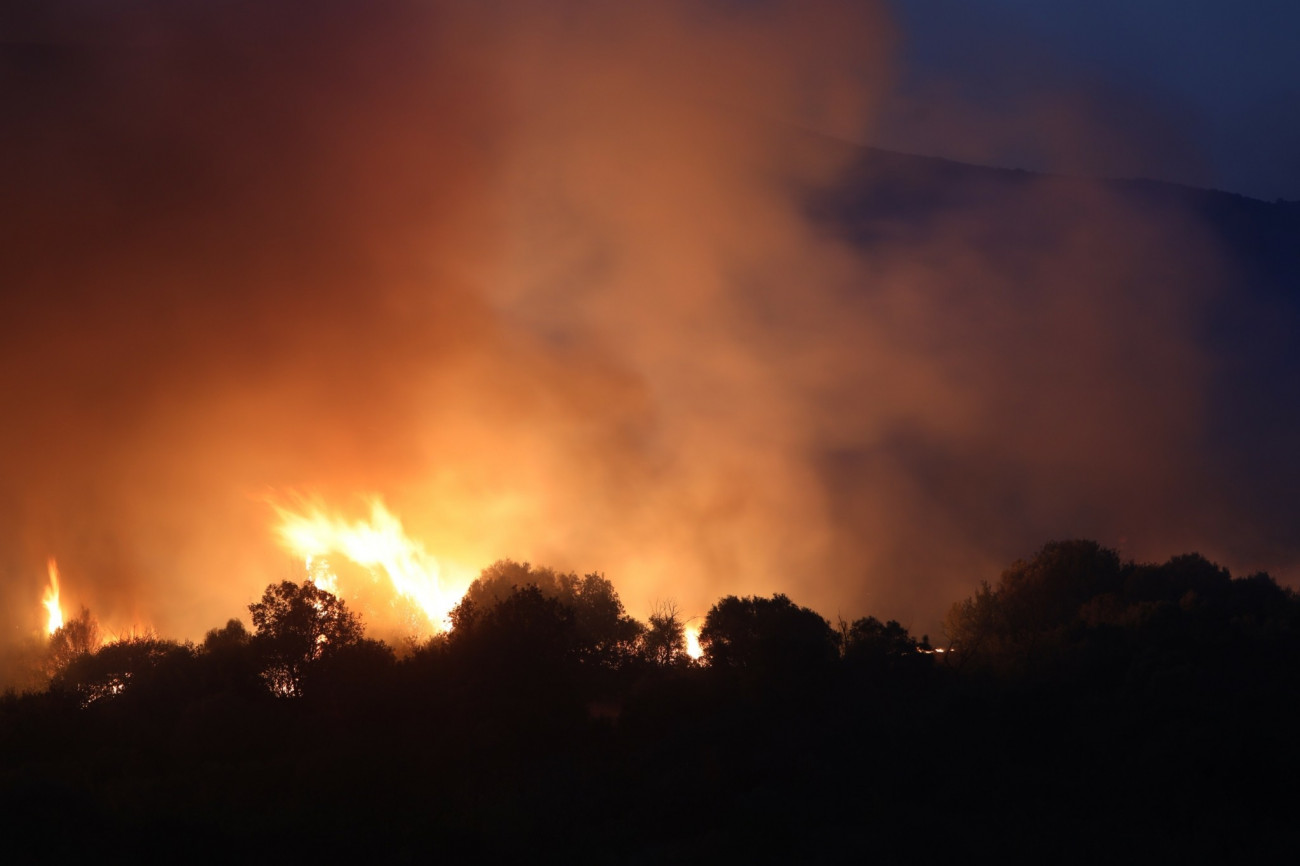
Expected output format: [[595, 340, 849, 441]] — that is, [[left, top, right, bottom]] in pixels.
[[43, 558, 64, 636], [272, 497, 468, 633], [685, 625, 704, 661]]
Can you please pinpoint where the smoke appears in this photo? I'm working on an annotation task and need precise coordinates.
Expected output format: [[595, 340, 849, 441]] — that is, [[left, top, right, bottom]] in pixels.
[[0, 0, 1286, 655]]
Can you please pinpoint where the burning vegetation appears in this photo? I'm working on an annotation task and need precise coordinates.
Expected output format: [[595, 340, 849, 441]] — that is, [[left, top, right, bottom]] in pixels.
[[2, 1, 1298, 858], [3, 0, 1297, 669], [271, 496, 473, 637], [41, 559, 62, 637]]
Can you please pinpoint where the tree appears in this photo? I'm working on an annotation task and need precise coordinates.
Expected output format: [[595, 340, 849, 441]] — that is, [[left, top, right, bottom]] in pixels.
[[839, 615, 935, 686], [448, 585, 579, 670], [1124, 552, 1230, 607], [943, 581, 999, 669], [53, 633, 193, 707], [700, 594, 839, 680], [196, 618, 263, 699], [248, 581, 363, 697], [941, 541, 1296, 679], [203, 618, 251, 654], [301, 638, 398, 707], [562, 572, 644, 667], [844, 616, 922, 664], [642, 600, 687, 667], [457, 560, 643, 667], [44, 606, 101, 679], [446, 584, 587, 719], [997, 539, 1123, 629], [944, 540, 1123, 672], [461, 560, 567, 608]]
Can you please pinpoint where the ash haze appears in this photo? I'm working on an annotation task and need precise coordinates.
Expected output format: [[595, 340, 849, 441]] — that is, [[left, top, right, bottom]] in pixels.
[[0, 0, 1295, 656]]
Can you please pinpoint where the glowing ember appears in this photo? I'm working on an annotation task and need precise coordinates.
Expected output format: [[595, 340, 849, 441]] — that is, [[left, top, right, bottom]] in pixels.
[[272, 497, 463, 632], [685, 624, 704, 660], [42, 558, 64, 636]]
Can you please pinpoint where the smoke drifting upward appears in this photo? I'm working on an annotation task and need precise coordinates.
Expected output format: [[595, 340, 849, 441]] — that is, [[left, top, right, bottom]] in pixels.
[[0, 0, 1291, 650]]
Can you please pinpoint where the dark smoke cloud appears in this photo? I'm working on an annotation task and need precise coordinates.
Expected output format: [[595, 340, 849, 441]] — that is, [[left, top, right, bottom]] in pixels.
[[0, 0, 1290, 658]]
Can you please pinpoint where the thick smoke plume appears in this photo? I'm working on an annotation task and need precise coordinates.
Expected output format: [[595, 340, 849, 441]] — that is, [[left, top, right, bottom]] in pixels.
[[0, 0, 1289, 655]]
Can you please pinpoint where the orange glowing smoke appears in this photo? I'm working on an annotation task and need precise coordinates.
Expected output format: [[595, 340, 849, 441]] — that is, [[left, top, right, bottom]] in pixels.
[[42, 558, 64, 636], [272, 497, 469, 633]]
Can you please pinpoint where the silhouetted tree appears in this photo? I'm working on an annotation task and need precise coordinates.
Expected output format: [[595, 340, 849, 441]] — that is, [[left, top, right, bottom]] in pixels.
[[462, 560, 567, 607], [300, 637, 398, 706], [641, 601, 688, 666], [565, 571, 645, 667], [700, 594, 838, 681], [248, 581, 363, 697], [196, 618, 263, 699], [449, 584, 580, 670], [203, 618, 251, 653], [943, 581, 998, 668], [458, 560, 642, 667], [446, 585, 587, 721], [944, 541, 1300, 685], [44, 607, 101, 679], [53, 633, 193, 707], [945, 539, 1122, 672], [843, 616, 929, 677], [1119, 552, 1232, 616]]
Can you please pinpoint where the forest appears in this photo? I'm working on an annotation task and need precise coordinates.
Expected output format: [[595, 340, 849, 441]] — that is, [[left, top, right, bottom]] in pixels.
[[3, 539, 1297, 863]]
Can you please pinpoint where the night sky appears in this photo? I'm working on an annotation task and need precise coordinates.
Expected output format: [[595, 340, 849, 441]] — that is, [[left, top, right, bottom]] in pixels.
[[884, 0, 1300, 200], [1, 0, 1297, 658]]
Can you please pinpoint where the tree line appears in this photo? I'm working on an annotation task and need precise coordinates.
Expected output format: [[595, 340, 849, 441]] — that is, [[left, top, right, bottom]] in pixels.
[[2, 539, 1297, 862], [25, 540, 1296, 701], [24, 555, 942, 706]]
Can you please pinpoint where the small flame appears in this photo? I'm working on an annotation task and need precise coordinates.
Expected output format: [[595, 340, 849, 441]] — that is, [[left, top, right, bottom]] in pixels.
[[43, 558, 64, 636], [273, 496, 465, 632], [685, 625, 704, 660]]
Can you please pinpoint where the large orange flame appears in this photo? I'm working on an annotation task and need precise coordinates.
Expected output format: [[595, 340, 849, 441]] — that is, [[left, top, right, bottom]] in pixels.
[[272, 497, 468, 633], [685, 624, 704, 660], [43, 558, 64, 636]]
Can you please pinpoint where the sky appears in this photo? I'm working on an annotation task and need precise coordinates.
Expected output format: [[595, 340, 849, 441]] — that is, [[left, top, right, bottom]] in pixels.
[[0, 0, 1296, 668], [883, 0, 1300, 200]]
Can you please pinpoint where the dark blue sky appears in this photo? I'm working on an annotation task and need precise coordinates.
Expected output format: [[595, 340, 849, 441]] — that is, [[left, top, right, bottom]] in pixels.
[[884, 0, 1300, 200]]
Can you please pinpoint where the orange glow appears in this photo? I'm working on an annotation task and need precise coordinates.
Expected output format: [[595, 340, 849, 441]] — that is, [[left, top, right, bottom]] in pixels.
[[42, 559, 64, 636], [685, 624, 704, 660], [272, 497, 470, 633]]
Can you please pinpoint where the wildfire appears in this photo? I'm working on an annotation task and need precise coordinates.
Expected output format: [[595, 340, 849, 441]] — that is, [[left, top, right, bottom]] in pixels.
[[272, 497, 466, 632], [43, 558, 64, 636], [304, 554, 339, 595], [685, 624, 704, 660]]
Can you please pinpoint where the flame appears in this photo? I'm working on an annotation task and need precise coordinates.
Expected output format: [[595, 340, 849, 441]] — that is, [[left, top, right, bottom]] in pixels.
[[304, 555, 339, 596], [272, 497, 467, 633], [43, 558, 64, 636], [685, 624, 704, 660]]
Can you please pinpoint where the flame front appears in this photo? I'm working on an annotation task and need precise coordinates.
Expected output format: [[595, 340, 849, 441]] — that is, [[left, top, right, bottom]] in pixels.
[[273, 497, 464, 633], [43, 558, 64, 636], [685, 625, 704, 660]]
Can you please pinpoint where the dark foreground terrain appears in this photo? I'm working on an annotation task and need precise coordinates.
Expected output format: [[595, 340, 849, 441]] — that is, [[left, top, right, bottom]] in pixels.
[[3, 541, 1298, 864]]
